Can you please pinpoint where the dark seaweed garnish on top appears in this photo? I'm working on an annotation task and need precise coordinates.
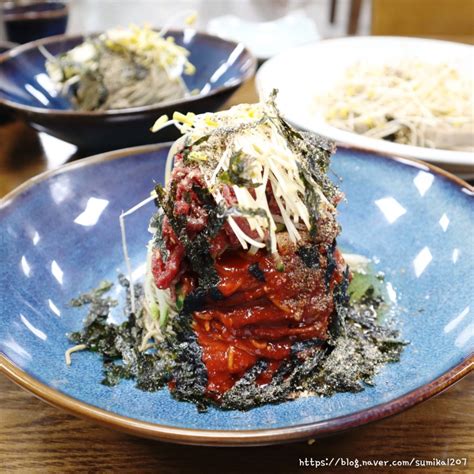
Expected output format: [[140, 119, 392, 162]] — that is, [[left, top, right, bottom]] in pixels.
[[218, 150, 262, 188], [154, 182, 225, 294], [67, 270, 406, 411], [266, 90, 338, 243], [149, 213, 169, 263], [248, 262, 266, 282], [296, 244, 319, 268]]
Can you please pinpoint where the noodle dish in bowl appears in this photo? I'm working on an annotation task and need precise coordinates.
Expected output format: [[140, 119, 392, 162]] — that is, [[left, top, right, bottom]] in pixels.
[[0, 20, 256, 152], [256, 36, 474, 178]]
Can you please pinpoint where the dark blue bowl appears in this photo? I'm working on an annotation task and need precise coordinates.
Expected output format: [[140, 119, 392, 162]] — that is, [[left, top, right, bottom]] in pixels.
[[0, 31, 257, 151], [0, 41, 17, 122], [3, 1, 69, 44], [0, 145, 472, 445]]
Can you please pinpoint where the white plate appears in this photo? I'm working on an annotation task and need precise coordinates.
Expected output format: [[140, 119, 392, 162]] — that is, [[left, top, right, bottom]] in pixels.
[[256, 36, 474, 176], [207, 10, 320, 60]]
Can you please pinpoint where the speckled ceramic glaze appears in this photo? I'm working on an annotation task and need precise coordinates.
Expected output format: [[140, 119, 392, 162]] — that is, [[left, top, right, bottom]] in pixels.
[[0, 32, 256, 151], [1, 145, 472, 445]]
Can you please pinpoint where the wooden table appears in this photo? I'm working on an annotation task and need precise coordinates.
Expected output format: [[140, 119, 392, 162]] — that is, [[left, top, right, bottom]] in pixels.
[[1, 80, 473, 473]]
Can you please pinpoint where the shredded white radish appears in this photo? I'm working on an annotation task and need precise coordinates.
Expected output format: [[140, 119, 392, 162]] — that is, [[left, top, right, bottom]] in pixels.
[[65, 344, 87, 366], [119, 193, 156, 314], [150, 97, 338, 255]]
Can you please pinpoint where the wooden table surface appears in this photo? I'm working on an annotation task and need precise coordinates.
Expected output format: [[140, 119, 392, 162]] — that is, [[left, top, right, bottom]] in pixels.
[[1, 81, 473, 473]]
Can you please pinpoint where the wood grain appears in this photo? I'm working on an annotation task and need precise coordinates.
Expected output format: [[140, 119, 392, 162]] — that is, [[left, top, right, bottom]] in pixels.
[[1, 78, 473, 474], [371, 0, 474, 39], [0, 375, 472, 473]]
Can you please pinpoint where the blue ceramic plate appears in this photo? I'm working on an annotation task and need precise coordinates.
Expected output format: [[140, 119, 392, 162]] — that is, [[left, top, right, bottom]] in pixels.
[[0, 32, 256, 151], [1, 144, 473, 446]]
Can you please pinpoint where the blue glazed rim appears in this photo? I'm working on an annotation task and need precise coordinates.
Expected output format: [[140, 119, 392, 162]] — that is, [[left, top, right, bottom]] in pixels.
[[0, 143, 473, 446], [0, 31, 257, 117]]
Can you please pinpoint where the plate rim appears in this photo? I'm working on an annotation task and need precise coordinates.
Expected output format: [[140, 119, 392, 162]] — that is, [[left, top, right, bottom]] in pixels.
[[1, 142, 472, 206], [255, 35, 474, 167], [1, 355, 472, 446], [1, 142, 473, 446]]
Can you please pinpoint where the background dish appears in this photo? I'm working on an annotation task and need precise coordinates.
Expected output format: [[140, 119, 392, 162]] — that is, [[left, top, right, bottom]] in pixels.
[[256, 36, 474, 179], [0, 41, 17, 123], [2, 1, 69, 45], [0, 32, 256, 152], [1, 143, 472, 445], [207, 10, 320, 61]]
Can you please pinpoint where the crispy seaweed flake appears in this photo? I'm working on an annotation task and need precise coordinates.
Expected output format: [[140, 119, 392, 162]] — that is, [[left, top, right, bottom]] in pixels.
[[324, 242, 338, 289], [296, 244, 319, 268], [67, 266, 406, 412], [218, 150, 261, 188], [248, 262, 266, 282], [267, 90, 338, 202], [68, 278, 171, 392], [181, 135, 211, 165], [149, 212, 169, 262], [298, 167, 320, 240], [163, 309, 209, 411], [154, 179, 225, 293]]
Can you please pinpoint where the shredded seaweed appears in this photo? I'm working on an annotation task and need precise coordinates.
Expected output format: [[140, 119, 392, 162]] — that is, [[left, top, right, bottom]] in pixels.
[[154, 181, 225, 293], [67, 269, 406, 411], [248, 263, 266, 282], [166, 311, 208, 411], [149, 212, 169, 262], [296, 244, 320, 268], [181, 135, 211, 165], [267, 90, 337, 201], [324, 242, 338, 289], [69, 278, 169, 389], [218, 150, 261, 188]]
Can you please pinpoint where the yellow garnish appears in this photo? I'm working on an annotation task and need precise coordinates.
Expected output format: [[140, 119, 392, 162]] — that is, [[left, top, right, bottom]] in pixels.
[[204, 115, 219, 127], [100, 24, 196, 77], [173, 111, 195, 126], [338, 107, 349, 119], [326, 109, 336, 120], [151, 114, 169, 132], [184, 63, 196, 75], [185, 11, 197, 25], [363, 117, 375, 127], [345, 85, 356, 96], [188, 151, 207, 162]]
